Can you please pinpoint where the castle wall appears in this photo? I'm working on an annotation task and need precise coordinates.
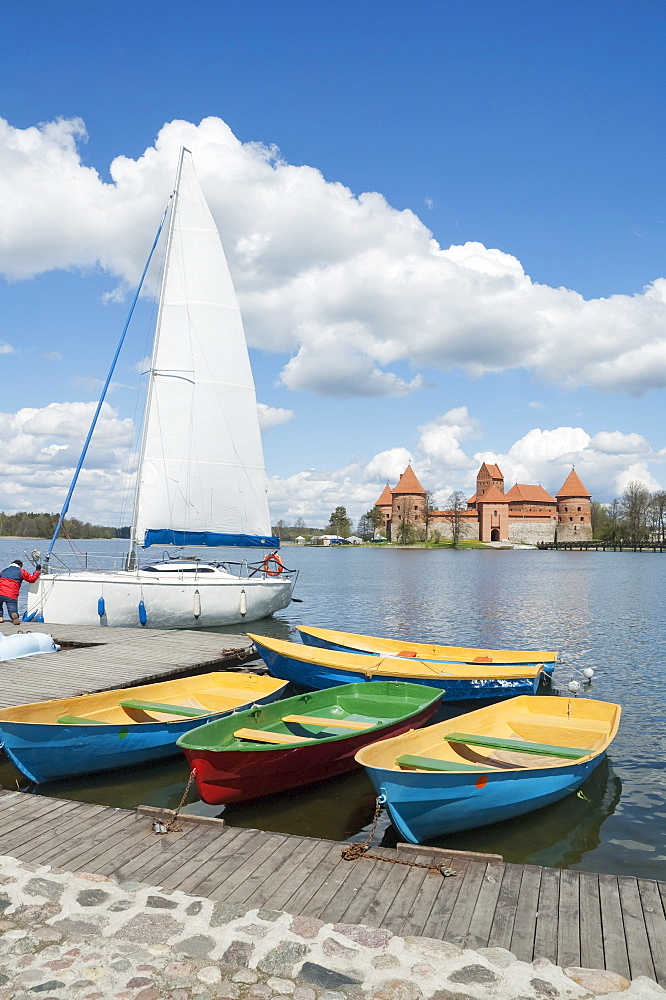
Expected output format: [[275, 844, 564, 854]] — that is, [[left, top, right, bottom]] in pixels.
[[556, 522, 593, 543], [508, 520, 557, 545], [427, 519, 478, 542]]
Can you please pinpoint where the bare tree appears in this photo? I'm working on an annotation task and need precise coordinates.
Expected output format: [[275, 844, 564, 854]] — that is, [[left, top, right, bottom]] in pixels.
[[650, 491, 666, 543], [620, 481, 652, 544], [445, 491, 467, 548], [423, 491, 438, 541]]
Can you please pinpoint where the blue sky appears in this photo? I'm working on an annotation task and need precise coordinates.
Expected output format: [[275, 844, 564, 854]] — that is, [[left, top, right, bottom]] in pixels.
[[2, 0, 666, 525]]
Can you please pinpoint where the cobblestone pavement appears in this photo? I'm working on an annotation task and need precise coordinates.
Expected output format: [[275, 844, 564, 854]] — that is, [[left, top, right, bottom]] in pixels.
[[0, 855, 663, 1000]]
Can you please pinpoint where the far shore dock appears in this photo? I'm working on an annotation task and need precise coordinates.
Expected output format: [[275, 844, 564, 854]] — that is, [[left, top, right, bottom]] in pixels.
[[0, 624, 664, 985]]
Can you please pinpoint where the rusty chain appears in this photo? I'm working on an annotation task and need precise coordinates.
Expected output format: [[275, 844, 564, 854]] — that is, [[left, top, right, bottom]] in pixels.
[[340, 795, 457, 877], [151, 768, 197, 834]]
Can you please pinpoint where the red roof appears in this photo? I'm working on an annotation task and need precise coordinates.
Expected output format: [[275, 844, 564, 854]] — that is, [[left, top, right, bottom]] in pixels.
[[374, 483, 393, 507], [392, 465, 426, 496], [480, 462, 503, 480], [505, 484, 556, 504], [476, 485, 509, 504], [557, 469, 591, 498]]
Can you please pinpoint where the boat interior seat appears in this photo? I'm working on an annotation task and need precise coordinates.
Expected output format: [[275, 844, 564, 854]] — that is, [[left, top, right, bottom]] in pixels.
[[56, 715, 112, 726], [119, 698, 210, 720], [395, 753, 485, 772], [233, 727, 315, 744], [444, 731, 589, 759], [281, 714, 372, 730]]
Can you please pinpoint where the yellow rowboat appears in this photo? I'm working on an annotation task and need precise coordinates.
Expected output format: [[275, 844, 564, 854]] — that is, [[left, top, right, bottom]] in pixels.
[[0, 672, 287, 783], [248, 634, 547, 701], [297, 625, 558, 672], [355, 695, 621, 841]]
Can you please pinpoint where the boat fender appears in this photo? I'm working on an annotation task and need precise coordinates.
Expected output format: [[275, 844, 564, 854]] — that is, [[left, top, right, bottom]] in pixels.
[[98, 597, 106, 617], [138, 600, 147, 626], [193, 589, 201, 619], [239, 588, 247, 617], [262, 553, 284, 576]]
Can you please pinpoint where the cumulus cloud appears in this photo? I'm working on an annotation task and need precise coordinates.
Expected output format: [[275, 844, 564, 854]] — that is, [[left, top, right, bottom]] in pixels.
[[0, 342, 15, 354], [0, 401, 134, 521], [3, 115, 666, 399], [256, 402, 294, 430]]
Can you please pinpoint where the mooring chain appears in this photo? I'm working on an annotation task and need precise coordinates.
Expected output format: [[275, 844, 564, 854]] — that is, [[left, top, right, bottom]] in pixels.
[[340, 795, 457, 877], [151, 768, 197, 834]]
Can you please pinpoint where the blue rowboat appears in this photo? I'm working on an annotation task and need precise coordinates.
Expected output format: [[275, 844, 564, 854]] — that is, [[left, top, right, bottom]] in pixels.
[[355, 695, 621, 842], [0, 672, 287, 783], [247, 635, 546, 701], [297, 625, 557, 678]]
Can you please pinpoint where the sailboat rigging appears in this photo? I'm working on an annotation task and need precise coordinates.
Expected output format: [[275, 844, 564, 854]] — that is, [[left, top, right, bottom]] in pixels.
[[27, 148, 296, 628]]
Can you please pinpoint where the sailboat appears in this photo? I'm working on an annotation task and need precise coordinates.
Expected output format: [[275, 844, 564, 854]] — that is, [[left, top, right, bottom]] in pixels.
[[26, 149, 296, 628]]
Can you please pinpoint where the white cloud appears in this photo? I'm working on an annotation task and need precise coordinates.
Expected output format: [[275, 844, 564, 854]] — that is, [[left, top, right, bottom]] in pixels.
[[589, 431, 651, 455], [3, 115, 666, 399], [257, 402, 294, 430], [0, 402, 134, 522], [42, 351, 61, 361], [0, 342, 15, 354], [417, 406, 480, 469]]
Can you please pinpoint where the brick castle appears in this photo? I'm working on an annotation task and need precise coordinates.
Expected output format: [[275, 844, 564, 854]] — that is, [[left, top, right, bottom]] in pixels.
[[375, 462, 592, 544]]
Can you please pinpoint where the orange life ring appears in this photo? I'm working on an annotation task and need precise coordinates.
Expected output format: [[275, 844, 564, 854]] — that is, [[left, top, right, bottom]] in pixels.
[[263, 553, 284, 576]]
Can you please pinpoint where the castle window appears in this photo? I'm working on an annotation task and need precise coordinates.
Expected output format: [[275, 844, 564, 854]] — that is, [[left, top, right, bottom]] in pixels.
[[570, 517, 573, 522], [564, 506, 568, 512], [578, 506, 581, 512], [580, 517, 584, 522]]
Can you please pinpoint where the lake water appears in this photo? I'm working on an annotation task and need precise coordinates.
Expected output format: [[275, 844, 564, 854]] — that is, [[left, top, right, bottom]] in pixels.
[[0, 537, 664, 880]]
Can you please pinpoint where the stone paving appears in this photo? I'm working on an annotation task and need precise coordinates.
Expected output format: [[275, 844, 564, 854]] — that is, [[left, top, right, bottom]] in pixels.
[[0, 855, 663, 1000]]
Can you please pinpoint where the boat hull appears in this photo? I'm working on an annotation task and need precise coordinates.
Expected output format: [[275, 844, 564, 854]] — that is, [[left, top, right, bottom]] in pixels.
[[27, 572, 294, 629], [253, 640, 543, 701], [178, 681, 442, 804], [0, 676, 287, 783], [363, 754, 605, 842], [298, 626, 557, 677]]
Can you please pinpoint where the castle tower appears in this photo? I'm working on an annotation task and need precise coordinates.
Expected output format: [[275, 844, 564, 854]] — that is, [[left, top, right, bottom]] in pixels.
[[373, 482, 393, 537], [476, 463, 504, 499], [390, 465, 427, 541], [556, 469, 592, 542]]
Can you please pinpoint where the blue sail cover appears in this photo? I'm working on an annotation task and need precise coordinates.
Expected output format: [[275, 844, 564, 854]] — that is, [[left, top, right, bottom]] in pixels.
[[143, 530, 280, 549]]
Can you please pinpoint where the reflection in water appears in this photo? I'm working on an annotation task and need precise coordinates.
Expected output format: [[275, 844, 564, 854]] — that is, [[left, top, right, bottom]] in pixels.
[[0, 539, 664, 879]]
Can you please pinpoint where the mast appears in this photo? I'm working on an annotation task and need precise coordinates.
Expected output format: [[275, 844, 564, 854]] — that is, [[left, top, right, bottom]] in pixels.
[[127, 147, 188, 567]]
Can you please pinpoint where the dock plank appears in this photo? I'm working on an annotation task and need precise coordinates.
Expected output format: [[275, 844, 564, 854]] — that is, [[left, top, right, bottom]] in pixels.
[[638, 879, 666, 985], [487, 863, 523, 950], [599, 874, 630, 980], [533, 866, 561, 963], [510, 864, 542, 962], [579, 871, 604, 971], [557, 869, 581, 968], [464, 859, 505, 950], [618, 876, 655, 982]]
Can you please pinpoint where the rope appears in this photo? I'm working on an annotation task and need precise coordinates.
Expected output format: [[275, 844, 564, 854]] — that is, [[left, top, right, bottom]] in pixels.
[[151, 769, 197, 834], [340, 795, 457, 877]]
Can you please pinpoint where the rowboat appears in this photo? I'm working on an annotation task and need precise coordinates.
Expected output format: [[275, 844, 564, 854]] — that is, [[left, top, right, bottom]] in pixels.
[[177, 681, 442, 804], [298, 625, 557, 676], [355, 695, 621, 842], [247, 634, 547, 701], [0, 672, 287, 783]]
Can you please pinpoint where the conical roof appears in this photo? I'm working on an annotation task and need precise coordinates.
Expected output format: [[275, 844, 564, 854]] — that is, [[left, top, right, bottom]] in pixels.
[[392, 465, 427, 496], [375, 483, 393, 507], [556, 469, 591, 498]]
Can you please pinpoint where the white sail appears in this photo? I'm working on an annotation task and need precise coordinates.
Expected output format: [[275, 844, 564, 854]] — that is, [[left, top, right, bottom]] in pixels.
[[133, 150, 274, 549]]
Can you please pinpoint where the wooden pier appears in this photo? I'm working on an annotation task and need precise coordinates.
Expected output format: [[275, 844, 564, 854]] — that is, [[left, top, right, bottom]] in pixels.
[[0, 788, 663, 985], [0, 623, 255, 708]]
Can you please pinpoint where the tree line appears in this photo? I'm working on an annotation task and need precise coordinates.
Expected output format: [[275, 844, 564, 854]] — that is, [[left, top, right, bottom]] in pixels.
[[0, 511, 121, 539], [592, 482, 666, 545]]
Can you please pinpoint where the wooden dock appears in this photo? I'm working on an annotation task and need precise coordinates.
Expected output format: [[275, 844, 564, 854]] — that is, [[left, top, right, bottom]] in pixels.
[[0, 623, 255, 708], [0, 788, 663, 985]]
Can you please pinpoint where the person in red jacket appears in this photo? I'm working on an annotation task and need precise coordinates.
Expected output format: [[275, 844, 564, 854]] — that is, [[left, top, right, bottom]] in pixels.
[[0, 560, 41, 625]]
